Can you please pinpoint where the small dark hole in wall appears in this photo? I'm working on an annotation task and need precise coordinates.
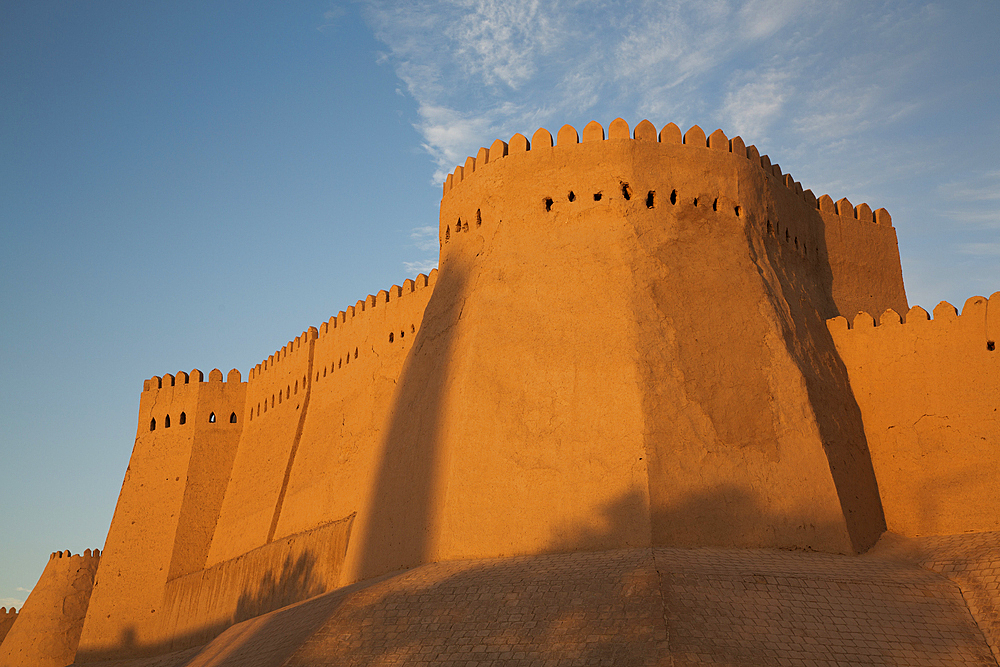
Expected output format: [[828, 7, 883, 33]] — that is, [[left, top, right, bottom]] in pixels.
[[785, 230, 790, 243], [445, 226, 450, 241], [462, 219, 469, 232], [339, 358, 342, 369], [400, 330, 405, 338], [670, 190, 677, 205], [735, 206, 741, 217], [456, 218, 462, 233], [389, 332, 394, 343], [209, 412, 216, 423], [593, 192, 602, 201], [150, 418, 156, 431], [544, 197, 553, 212], [621, 183, 631, 200], [411, 324, 415, 333], [794, 237, 799, 249], [646, 191, 655, 208], [354, 347, 358, 359], [989, 341, 996, 351], [476, 209, 482, 226], [712, 198, 718, 212], [767, 220, 772, 234], [230, 412, 237, 423], [693, 198, 699, 207], [165, 415, 171, 428], [568, 191, 576, 202], [179, 412, 186, 425]]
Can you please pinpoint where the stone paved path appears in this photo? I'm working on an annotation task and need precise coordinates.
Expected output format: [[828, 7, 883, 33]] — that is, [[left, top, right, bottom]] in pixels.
[[73, 540, 1000, 667]]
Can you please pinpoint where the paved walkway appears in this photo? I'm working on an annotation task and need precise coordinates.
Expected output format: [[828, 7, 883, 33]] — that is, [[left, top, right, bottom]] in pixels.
[[73, 539, 1000, 667]]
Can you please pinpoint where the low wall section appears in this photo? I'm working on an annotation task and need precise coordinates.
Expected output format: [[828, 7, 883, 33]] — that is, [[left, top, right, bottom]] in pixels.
[[0, 607, 16, 647], [157, 514, 353, 653], [829, 293, 1000, 536]]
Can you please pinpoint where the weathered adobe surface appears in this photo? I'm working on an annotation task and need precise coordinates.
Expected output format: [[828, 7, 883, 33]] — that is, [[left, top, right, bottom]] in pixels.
[[15, 118, 997, 664], [0, 550, 100, 667], [829, 294, 1000, 537]]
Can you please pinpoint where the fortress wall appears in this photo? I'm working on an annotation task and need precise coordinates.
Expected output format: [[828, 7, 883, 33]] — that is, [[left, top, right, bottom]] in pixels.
[[415, 120, 891, 559], [0, 550, 100, 667], [167, 370, 246, 581], [205, 330, 316, 567], [77, 372, 244, 661], [270, 273, 437, 566], [828, 293, 1000, 536], [0, 607, 17, 647]]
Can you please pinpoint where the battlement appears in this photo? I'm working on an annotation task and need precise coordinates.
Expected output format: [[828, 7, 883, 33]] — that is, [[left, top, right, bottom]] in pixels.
[[143, 368, 242, 392], [828, 292, 1000, 348], [441, 118, 891, 233], [0, 606, 16, 617], [317, 269, 437, 339], [48, 549, 101, 562]]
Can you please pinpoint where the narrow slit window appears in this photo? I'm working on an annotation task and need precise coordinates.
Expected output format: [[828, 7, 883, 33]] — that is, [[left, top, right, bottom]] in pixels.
[[544, 197, 553, 212], [150, 418, 156, 431], [230, 412, 237, 423], [179, 412, 186, 425], [476, 209, 482, 227], [594, 192, 602, 201], [646, 191, 655, 208], [988, 341, 996, 351], [389, 332, 394, 343], [670, 190, 677, 205], [568, 191, 576, 202], [165, 415, 171, 428], [621, 183, 631, 200], [209, 412, 216, 423]]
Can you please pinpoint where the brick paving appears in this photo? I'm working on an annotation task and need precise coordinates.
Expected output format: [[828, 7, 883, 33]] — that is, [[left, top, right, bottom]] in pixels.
[[904, 532, 1000, 664], [73, 544, 1000, 667]]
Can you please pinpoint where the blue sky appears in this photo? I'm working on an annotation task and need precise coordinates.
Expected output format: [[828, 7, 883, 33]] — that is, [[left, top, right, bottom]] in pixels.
[[1, 1, 997, 608]]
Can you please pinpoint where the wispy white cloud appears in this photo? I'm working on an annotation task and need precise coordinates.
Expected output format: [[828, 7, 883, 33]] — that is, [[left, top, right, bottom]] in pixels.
[[403, 259, 439, 274], [409, 225, 439, 252], [362, 0, 822, 178], [405, 226, 440, 275], [0, 596, 24, 608], [955, 242, 1000, 256]]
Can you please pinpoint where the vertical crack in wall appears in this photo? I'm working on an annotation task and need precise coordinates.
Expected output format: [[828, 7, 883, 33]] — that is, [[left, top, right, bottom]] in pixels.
[[267, 336, 316, 543]]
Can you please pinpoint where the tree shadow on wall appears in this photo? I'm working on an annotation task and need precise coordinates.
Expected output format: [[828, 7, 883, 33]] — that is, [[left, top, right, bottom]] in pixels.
[[232, 550, 324, 625], [73, 550, 327, 665]]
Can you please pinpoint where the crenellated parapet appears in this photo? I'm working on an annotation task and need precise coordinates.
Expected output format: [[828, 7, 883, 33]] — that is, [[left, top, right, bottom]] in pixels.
[[140, 368, 244, 432], [828, 292, 1000, 350], [440, 118, 891, 245]]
